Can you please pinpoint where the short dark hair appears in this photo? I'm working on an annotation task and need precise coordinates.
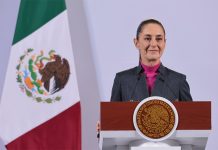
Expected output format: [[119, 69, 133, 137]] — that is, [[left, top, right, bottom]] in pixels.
[[136, 19, 166, 39]]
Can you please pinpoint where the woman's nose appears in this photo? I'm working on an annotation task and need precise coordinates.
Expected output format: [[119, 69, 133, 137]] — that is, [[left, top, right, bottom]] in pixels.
[[150, 39, 157, 47]]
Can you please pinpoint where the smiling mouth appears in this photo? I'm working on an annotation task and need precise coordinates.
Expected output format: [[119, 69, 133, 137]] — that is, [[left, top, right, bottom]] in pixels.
[[148, 49, 159, 51], [148, 50, 159, 52]]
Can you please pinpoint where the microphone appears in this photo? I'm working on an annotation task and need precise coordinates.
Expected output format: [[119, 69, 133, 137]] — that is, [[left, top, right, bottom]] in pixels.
[[130, 73, 143, 101], [158, 75, 178, 101]]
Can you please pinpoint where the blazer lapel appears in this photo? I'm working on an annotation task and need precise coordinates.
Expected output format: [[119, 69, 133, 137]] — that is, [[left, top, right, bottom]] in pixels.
[[136, 74, 149, 99], [132, 65, 149, 100]]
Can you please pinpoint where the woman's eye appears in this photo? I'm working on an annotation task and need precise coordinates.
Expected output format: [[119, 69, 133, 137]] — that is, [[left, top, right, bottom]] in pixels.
[[144, 37, 151, 41], [156, 38, 163, 41]]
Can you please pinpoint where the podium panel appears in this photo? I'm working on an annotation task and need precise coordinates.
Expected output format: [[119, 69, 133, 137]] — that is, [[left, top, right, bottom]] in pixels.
[[99, 101, 211, 150]]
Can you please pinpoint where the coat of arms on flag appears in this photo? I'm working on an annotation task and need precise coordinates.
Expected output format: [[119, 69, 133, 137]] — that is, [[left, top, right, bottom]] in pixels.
[[16, 48, 70, 103]]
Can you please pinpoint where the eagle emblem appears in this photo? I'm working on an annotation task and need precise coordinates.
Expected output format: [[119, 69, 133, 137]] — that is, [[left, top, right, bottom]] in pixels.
[[133, 96, 178, 141], [16, 48, 70, 103]]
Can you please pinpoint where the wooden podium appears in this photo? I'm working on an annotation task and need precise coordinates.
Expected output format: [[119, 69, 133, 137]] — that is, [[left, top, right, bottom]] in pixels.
[[99, 101, 211, 150]]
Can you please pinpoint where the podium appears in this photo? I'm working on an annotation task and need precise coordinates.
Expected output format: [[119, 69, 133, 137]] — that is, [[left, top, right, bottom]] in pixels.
[[99, 101, 211, 150]]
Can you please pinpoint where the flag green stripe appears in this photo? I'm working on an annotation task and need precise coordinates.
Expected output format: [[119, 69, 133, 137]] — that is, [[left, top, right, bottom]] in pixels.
[[13, 0, 66, 45]]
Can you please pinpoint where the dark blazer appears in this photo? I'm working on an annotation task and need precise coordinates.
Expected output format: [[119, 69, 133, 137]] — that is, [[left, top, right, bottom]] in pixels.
[[111, 64, 192, 102]]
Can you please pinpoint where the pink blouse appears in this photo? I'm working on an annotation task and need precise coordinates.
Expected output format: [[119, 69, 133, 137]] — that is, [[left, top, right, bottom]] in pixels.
[[141, 63, 160, 95]]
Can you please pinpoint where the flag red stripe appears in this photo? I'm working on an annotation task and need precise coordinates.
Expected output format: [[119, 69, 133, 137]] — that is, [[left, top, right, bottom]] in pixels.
[[6, 102, 81, 150]]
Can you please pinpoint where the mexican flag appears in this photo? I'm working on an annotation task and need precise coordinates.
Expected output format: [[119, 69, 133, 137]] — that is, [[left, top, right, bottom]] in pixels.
[[0, 0, 81, 150]]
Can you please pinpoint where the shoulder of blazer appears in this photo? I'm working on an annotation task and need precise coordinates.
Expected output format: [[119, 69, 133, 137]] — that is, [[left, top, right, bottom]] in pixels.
[[160, 65, 186, 82], [116, 66, 141, 78]]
